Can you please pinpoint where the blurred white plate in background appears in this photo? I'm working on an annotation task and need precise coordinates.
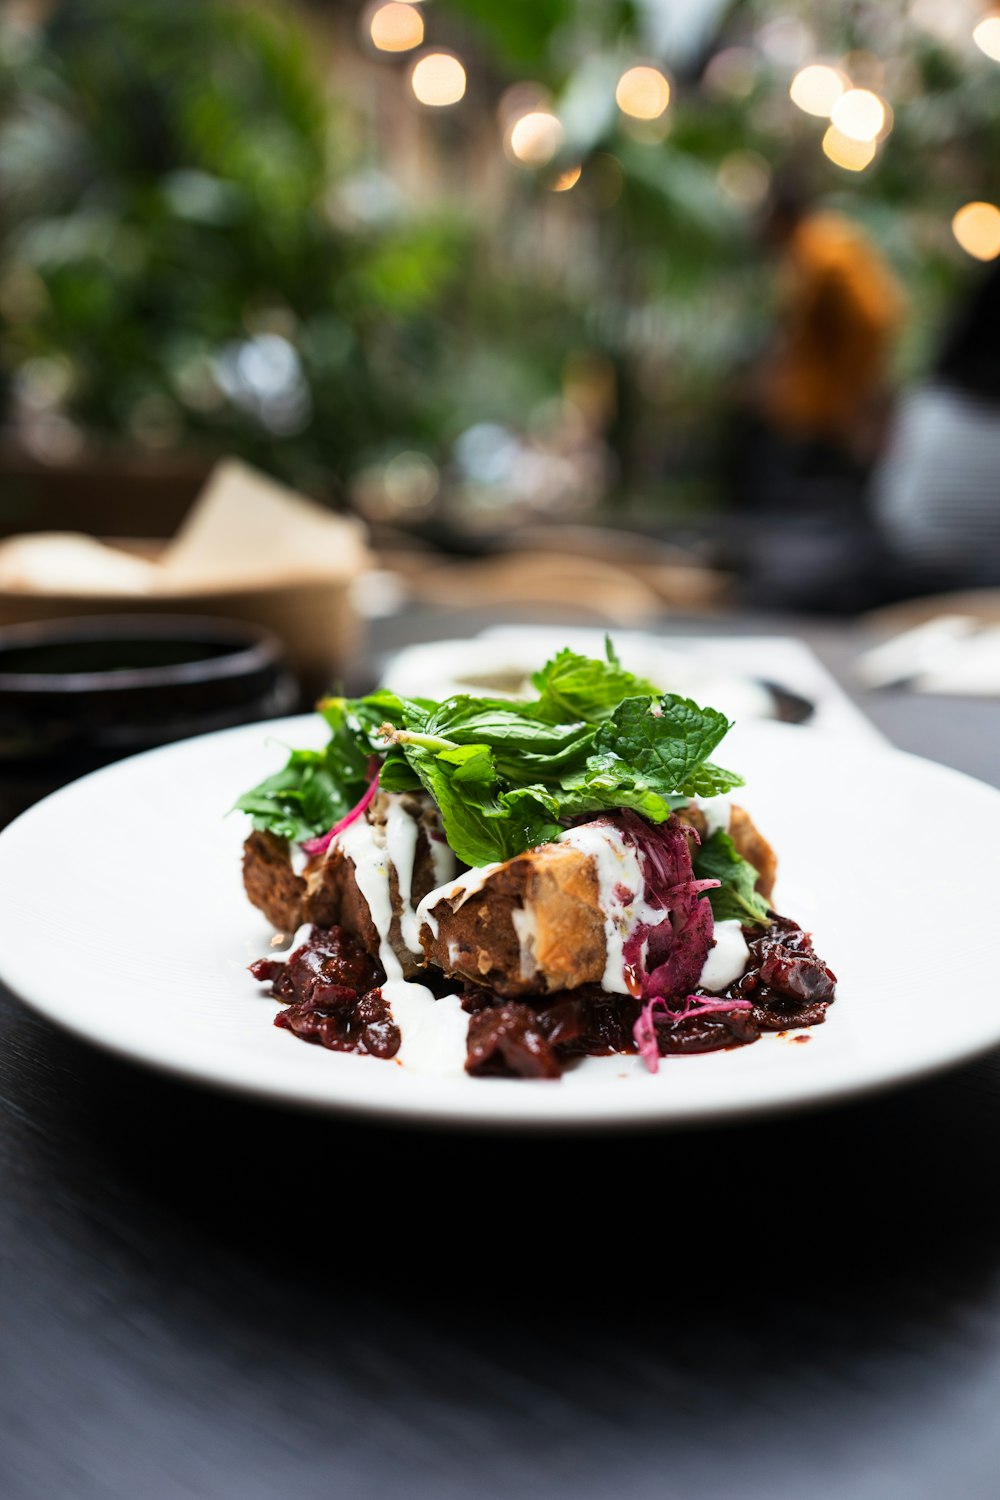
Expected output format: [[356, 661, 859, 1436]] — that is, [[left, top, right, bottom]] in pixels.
[[381, 626, 883, 741], [381, 633, 775, 722]]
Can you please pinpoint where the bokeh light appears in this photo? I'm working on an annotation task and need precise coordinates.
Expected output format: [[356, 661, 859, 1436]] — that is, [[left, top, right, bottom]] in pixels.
[[615, 66, 671, 120], [550, 164, 582, 193], [384, 450, 439, 511], [822, 125, 877, 171], [497, 82, 549, 128], [369, 3, 424, 53], [789, 64, 846, 117], [952, 201, 1000, 260], [830, 88, 887, 142], [701, 47, 757, 101], [839, 50, 885, 90], [717, 150, 772, 208], [908, 0, 971, 47], [757, 15, 815, 66], [410, 52, 466, 107], [508, 111, 564, 168], [973, 17, 1000, 62]]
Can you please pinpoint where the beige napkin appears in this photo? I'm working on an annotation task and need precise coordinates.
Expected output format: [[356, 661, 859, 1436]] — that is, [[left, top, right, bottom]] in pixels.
[[0, 533, 160, 595], [158, 459, 368, 590], [0, 458, 369, 597]]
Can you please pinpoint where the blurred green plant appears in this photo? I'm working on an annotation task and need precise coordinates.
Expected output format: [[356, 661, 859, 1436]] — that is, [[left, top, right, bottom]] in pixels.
[[1, 0, 998, 513], [0, 0, 469, 493]]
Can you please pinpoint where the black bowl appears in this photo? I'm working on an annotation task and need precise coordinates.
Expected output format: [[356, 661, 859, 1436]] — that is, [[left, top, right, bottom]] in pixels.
[[0, 614, 299, 825]]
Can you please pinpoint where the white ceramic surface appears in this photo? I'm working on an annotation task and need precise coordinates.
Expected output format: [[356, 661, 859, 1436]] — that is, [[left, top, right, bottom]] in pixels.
[[2, 714, 998, 1130]]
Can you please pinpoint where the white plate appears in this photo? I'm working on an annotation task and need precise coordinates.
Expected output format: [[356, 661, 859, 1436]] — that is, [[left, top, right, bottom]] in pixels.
[[2, 715, 998, 1129]]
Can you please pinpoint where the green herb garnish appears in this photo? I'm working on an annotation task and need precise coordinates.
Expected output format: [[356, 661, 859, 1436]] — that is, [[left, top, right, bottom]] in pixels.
[[235, 641, 745, 868], [692, 829, 771, 927]]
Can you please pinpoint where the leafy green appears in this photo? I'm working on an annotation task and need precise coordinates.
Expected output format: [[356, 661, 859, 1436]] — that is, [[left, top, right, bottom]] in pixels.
[[595, 695, 741, 800], [401, 748, 561, 866], [236, 644, 747, 866], [530, 640, 657, 725], [234, 747, 359, 844], [692, 831, 771, 927]]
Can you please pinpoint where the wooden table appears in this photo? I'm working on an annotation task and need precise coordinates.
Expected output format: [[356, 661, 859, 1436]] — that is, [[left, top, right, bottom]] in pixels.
[[4, 608, 999, 1500]]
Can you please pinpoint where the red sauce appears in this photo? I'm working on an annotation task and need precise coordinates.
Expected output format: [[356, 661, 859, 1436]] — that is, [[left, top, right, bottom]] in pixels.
[[249, 914, 837, 1080]]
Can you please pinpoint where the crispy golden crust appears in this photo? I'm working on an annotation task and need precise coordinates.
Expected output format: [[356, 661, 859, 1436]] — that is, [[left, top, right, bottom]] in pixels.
[[244, 799, 779, 992], [676, 802, 777, 900], [728, 804, 776, 900], [420, 844, 605, 997]]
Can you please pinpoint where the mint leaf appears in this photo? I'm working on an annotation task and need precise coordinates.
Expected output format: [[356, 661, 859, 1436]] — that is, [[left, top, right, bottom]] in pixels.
[[235, 647, 749, 861], [421, 696, 597, 780], [530, 647, 657, 725], [675, 761, 746, 798], [376, 749, 422, 793], [559, 749, 685, 823], [596, 695, 742, 798], [404, 750, 559, 865], [234, 747, 360, 844], [692, 830, 771, 927], [438, 743, 497, 786]]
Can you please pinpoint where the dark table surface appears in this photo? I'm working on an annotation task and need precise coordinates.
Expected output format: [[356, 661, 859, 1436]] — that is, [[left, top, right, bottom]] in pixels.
[[5, 606, 1000, 1500]]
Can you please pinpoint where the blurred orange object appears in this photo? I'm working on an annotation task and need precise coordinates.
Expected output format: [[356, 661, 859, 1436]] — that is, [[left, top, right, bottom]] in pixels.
[[762, 211, 906, 448]]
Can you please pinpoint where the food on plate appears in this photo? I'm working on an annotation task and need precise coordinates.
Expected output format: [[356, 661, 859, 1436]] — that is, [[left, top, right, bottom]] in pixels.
[[237, 642, 836, 1079]]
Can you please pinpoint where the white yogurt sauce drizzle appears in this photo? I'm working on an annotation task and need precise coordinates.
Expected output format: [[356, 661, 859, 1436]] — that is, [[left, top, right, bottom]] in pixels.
[[692, 794, 732, 837], [269, 920, 314, 954], [556, 822, 669, 994], [383, 797, 421, 956], [336, 816, 402, 980], [382, 982, 469, 1077], [415, 862, 501, 940], [332, 798, 469, 1073], [697, 918, 749, 992]]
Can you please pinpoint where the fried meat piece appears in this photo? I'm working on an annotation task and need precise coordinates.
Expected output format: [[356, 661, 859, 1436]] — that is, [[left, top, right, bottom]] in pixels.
[[421, 802, 777, 996], [243, 830, 307, 932], [728, 804, 777, 900], [242, 793, 452, 975], [419, 844, 606, 998], [245, 798, 778, 995]]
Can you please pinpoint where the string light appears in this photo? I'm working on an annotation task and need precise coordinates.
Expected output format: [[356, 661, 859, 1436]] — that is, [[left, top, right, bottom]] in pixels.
[[830, 88, 886, 143], [952, 202, 1000, 261], [789, 64, 846, 117], [973, 17, 1000, 62], [369, 3, 424, 53], [615, 65, 671, 120], [822, 125, 876, 172], [410, 52, 466, 107]]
